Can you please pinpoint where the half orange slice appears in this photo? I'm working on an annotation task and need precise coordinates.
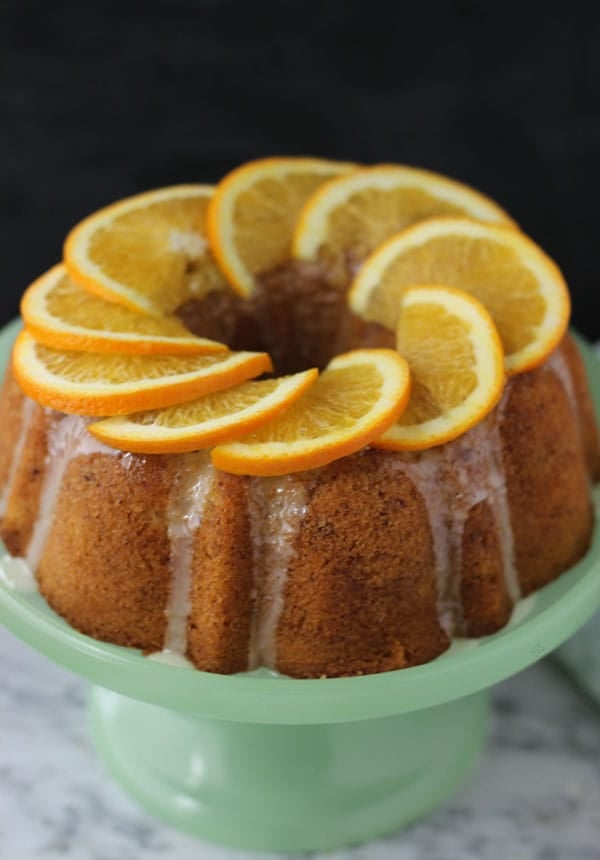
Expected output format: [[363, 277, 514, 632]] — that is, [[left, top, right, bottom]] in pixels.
[[12, 331, 272, 416], [212, 349, 410, 475], [21, 264, 226, 355], [206, 157, 357, 297], [64, 185, 228, 314], [376, 285, 505, 450], [349, 217, 570, 374], [88, 368, 318, 454], [293, 164, 516, 277]]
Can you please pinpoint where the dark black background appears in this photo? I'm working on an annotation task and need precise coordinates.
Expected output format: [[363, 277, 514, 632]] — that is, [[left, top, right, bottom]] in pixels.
[[1, 1, 599, 335]]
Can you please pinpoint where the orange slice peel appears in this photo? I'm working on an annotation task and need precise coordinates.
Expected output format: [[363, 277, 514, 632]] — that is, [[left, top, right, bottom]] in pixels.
[[12, 330, 272, 416]]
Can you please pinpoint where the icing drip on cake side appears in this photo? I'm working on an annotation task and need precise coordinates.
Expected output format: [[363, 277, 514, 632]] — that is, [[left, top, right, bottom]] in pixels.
[[247, 476, 308, 670], [450, 396, 520, 606], [0, 556, 37, 592], [387, 452, 454, 631], [483, 392, 520, 604], [389, 390, 519, 635], [147, 650, 196, 669], [25, 415, 119, 571], [163, 454, 215, 656], [548, 348, 578, 417]]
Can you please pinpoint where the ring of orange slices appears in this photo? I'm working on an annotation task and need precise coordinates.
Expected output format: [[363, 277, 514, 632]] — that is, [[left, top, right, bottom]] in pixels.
[[9, 158, 570, 475]]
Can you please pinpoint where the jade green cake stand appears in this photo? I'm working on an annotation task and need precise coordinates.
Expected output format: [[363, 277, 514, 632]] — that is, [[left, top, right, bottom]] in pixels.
[[2, 319, 600, 852]]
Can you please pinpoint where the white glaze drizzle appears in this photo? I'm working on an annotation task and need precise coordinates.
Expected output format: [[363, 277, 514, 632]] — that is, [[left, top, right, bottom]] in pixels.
[[147, 649, 196, 669], [387, 451, 454, 631], [163, 454, 215, 655], [453, 394, 520, 606], [24, 415, 118, 571], [0, 397, 35, 518], [475, 406, 521, 605], [247, 476, 308, 670], [448, 393, 520, 614], [444, 432, 490, 629], [548, 348, 578, 417], [0, 555, 37, 592], [388, 389, 519, 635], [488, 402, 520, 605]]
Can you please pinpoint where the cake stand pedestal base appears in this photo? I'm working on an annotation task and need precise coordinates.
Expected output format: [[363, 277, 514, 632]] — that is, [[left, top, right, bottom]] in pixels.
[[89, 685, 488, 852]]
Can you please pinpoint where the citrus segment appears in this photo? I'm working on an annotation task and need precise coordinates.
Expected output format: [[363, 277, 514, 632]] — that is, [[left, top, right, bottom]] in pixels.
[[211, 349, 410, 476], [206, 157, 357, 297], [64, 185, 228, 315], [88, 368, 318, 454], [21, 264, 227, 355], [349, 218, 570, 374], [375, 286, 504, 450], [12, 331, 272, 416], [293, 165, 516, 277]]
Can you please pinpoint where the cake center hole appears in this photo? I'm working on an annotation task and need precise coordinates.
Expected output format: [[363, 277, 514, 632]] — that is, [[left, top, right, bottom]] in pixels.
[[176, 261, 394, 375]]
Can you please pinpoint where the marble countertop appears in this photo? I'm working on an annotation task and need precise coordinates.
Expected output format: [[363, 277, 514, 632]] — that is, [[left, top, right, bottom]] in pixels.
[[2, 626, 600, 860]]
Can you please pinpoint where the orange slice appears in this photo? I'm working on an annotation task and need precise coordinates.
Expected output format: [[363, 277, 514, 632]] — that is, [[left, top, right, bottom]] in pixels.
[[21, 264, 227, 355], [292, 164, 516, 277], [349, 217, 570, 374], [12, 330, 272, 416], [64, 185, 228, 315], [206, 157, 357, 297], [88, 368, 318, 454], [375, 286, 504, 451], [212, 349, 410, 476]]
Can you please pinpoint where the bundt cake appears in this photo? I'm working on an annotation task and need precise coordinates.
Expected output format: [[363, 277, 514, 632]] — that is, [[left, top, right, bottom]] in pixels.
[[0, 160, 598, 678]]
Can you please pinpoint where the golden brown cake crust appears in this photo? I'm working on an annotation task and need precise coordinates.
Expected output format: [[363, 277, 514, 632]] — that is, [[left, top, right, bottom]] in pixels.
[[501, 359, 594, 595], [38, 452, 173, 652], [187, 470, 254, 674], [275, 451, 449, 678], [460, 500, 513, 636]]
